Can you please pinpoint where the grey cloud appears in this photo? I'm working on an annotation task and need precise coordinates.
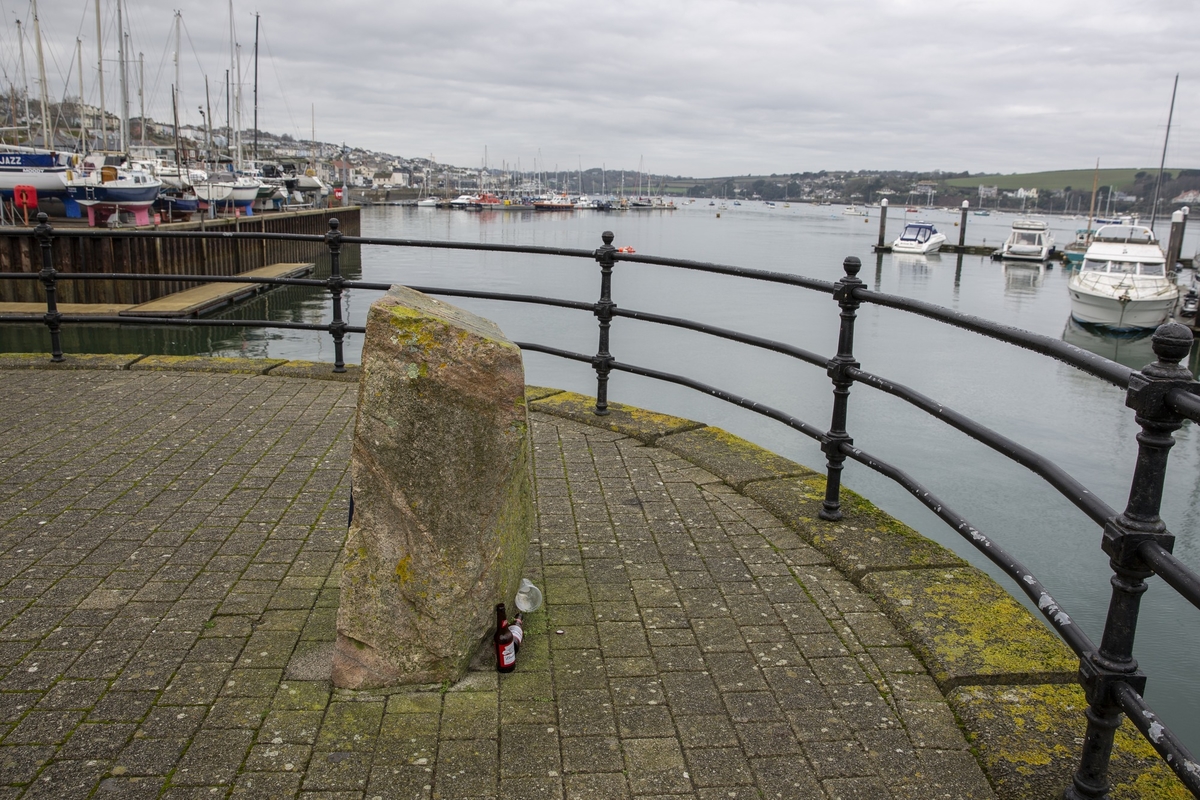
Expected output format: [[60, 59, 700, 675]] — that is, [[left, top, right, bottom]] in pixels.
[[13, 0, 1197, 175]]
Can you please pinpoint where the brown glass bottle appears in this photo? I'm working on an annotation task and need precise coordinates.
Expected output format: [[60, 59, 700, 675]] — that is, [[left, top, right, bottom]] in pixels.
[[494, 603, 516, 673]]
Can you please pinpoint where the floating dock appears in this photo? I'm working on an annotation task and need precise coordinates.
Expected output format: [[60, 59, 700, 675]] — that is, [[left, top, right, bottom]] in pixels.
[[0, 262, 313, 318]]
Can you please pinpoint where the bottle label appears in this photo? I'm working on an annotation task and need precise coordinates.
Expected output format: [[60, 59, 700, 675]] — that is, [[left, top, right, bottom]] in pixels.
[[510, 623, 524, 647], [499, 642, 516, 667]]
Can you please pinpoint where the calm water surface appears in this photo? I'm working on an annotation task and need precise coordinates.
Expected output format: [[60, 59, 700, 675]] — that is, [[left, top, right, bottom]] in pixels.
[[8, 203, 1200, 746]]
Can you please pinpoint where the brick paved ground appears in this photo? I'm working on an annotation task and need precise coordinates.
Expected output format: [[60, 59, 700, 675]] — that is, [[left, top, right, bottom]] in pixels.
[[0, 369, 995, 799]]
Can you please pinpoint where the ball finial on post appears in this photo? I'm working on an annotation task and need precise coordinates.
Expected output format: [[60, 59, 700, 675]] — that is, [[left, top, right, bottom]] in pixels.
[[842, 256, 862, 279]]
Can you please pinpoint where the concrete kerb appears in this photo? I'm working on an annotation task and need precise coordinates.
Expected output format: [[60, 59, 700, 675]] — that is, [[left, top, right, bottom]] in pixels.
[[0, 358, 1185, 798]]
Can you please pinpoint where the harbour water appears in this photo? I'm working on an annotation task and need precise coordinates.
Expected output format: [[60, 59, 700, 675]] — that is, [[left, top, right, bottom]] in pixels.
[[6, 202, 1200, 746]]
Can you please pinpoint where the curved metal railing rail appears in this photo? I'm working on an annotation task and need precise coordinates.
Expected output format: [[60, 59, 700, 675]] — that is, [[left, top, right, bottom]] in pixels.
[[0, 215, 1196, 797]]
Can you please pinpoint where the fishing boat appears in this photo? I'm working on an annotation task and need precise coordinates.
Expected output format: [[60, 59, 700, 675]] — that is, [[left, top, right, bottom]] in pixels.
[[1067, 223, 1178, 330], [469, 192, 504, 210], [999, 219, 1055, 261], [891, 222, 946, 254], [1063, 229, 1098, 267]]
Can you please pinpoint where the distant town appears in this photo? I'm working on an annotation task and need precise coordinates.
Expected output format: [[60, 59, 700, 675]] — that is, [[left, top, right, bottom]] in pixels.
[[4, 92, 1199, 215]]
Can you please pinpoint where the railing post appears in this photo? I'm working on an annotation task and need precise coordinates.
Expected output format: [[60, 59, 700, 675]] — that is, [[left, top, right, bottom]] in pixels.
[[819, 256, 862, 521], [34, 212, 64, 363], [325, 217, 347, 373], [591, 231, 618, 415], [1065, 322, 1193, 800]]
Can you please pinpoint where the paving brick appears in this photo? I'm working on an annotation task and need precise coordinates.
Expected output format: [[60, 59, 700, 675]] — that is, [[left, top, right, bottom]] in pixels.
[[0, 373, 1009, 800]]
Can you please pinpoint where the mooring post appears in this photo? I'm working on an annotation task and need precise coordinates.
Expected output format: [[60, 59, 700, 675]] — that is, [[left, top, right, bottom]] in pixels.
[[591, 231, 618, 416], [959, 200, 969, 248], [325, 217, 347, 373], [1165, 210, 1186, 272], [1065, 323, 1194, 800], [876, 198, 888, 249], [819, 256, 862, 521], [34, 213, 64, 363]]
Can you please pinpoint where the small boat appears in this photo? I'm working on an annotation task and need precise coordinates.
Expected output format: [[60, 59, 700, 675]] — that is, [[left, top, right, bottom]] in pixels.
[[1067, 223, 1178, 330], [1180, 290, 1198, 319], [1063, 229, 1097, 267], [842, 205, 868, 216], [764, 201, 775, 208], [891, 222, 946, 254], [533, 193, 575, 211], [416, 197, 439, 208], [1000, 219, 1055, 261], [973, 209, 991, 217], [470, 192, 505, 210], [449, 194, 478, 209]]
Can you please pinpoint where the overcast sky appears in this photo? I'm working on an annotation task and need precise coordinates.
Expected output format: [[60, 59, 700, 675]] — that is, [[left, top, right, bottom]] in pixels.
[[5, 0, 1197, 177]]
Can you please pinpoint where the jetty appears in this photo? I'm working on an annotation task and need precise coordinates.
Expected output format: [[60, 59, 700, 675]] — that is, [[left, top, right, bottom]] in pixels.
[[0, 356, 1181, 799]]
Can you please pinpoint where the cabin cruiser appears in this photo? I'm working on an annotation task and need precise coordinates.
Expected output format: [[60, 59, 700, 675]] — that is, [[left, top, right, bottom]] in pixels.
[[891, 222, 946, 254], [449, 194, 478, 209], [1067, 224, 1178, 330], [1000, 219, 1055, 261], [533, 193, 575, 211]]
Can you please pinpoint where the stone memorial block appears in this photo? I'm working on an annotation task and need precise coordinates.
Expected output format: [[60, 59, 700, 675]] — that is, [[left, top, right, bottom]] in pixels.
[[332, 285, 533, 688]]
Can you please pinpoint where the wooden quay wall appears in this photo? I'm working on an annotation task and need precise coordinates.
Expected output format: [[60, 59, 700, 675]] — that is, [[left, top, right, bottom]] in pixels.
[[0, 206, 360, 305]]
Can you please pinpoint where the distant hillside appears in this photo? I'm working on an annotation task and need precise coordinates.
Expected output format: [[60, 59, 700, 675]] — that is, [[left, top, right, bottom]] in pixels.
[[943, 169, 1188, 193]]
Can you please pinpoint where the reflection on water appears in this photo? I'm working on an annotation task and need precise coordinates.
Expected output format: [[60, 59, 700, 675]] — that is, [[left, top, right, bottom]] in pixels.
[[1061, 318, 1163, 373], [1002, 261, 1046, 295]]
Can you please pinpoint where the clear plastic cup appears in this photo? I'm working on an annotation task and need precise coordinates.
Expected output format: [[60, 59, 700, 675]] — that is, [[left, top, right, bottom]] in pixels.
[[514, 578, 543, 613]]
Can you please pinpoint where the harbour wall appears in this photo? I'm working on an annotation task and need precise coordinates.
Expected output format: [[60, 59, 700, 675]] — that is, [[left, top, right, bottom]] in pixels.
[[0, 206, 360, 305]]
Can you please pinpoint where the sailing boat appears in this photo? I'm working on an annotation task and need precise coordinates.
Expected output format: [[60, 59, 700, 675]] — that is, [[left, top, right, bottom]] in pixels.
[[64, 0, 162, 225], [0, 4, 74, 202]]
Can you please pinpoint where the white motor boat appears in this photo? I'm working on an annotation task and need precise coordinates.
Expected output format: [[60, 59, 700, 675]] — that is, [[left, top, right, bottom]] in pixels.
[[449, 194, 478, 209], [416, 197, 439, 208], [1067, 224, 1178, 330], [1001, 219, 1055, 261], [891, 222, 946, 254]]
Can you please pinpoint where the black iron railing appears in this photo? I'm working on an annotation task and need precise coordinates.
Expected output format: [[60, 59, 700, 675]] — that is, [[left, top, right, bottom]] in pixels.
[[1, 213, 1198, 798]]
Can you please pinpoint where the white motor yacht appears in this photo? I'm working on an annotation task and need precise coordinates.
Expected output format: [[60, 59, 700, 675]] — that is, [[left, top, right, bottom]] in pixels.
[[891, 222, 946, 254], [1000, 219, 1055, 261], [1067, 224, 1178, 330]]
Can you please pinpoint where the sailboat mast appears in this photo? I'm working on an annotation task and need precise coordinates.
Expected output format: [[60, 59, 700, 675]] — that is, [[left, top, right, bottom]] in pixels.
[[16, 21, 31, 144], [116, 0, 129, 153], [253, 13, 259, 163], [138, 52, 145, 150], [235, 43, 243, 168], [1149, 73, 1179, 233], [173, 11, 181, 159], [205, 75, 213, 164], [94, 0, 106, 150], [31, 0, 51, 147], [76, 38, 85, 150], [1086, 159, 1099, 237]]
